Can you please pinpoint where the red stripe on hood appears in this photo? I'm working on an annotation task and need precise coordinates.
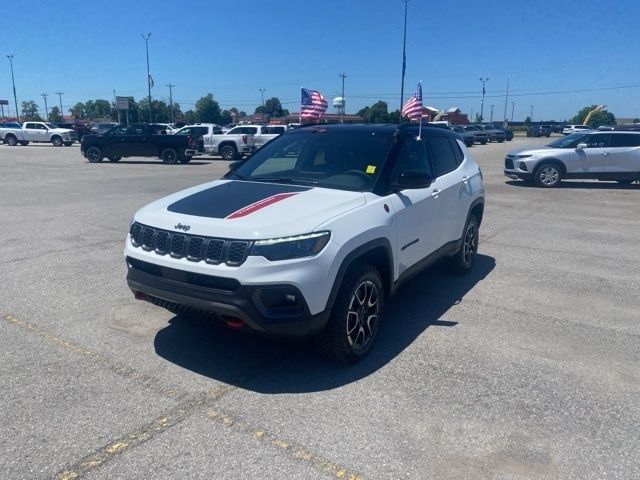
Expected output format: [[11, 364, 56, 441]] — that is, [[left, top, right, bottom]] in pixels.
[[225, 192, 299, 219]]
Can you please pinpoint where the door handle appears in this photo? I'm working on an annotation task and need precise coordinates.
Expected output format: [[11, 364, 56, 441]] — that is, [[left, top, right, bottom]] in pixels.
[[601, 152, 609, 156], [462, 175, 469, 183], [431, 189, 441, 198]]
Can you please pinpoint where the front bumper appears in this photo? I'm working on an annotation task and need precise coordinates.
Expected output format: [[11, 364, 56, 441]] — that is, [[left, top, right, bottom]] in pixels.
[[504, 169, 533, 181], [126, 256, 330, 338]]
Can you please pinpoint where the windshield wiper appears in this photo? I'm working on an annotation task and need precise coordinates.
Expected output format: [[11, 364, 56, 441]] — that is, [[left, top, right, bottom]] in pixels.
[[250, 176, 320, 185], [227, 171, 247, 180]]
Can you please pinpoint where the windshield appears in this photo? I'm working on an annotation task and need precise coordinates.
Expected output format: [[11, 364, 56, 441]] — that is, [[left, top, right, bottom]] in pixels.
[[227, 128, 395, 192], [547, 132, 590, 148], [45, 123, 58, 129]]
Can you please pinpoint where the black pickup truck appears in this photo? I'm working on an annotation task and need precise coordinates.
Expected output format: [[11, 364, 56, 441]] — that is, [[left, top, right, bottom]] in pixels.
[[80, 123, 198, 164]]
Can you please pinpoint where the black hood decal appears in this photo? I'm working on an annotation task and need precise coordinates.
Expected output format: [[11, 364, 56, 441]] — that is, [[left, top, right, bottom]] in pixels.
[[167, 181, 311, 219]]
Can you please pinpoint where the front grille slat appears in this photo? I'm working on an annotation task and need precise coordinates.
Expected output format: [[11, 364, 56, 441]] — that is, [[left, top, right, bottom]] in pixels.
[[129, 222, 252, 266]]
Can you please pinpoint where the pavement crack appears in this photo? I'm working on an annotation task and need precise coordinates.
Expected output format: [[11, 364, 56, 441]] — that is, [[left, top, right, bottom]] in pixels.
[[0, 239, 122, 265]]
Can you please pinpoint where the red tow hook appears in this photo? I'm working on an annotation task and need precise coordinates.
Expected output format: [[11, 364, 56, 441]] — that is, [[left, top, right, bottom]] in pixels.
[[225, 318, 245, 329], [133, 291, 149, 301]]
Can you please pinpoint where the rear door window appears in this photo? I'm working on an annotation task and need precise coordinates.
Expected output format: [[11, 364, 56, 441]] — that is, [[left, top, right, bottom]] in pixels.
[[609, 134, 640, 147], [584, 134, 610, 148], [428, 135, 458, 176]]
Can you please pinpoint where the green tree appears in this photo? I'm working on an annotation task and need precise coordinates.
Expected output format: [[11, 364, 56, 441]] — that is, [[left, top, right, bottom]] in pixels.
[[183, 110, 197, 124], [263, 97, 287, 117], [359, 101, 391, 123], [195, 94, 221, 123], [524, 116, 531, 125], [48, 106, 62, 122], [70, 102, 85, 119], [632, 118, 640, 123], [220, 110, 233, 125], [21, 100, 42, 120], [571, 105, 616, 128]]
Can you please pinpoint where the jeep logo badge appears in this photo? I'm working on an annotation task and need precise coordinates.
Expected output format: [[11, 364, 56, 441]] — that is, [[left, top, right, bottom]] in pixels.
[[174, 223, 191, 232]]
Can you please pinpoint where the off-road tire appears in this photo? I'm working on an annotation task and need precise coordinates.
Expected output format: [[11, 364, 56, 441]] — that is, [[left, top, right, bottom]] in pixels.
[[179, 156, 192, 164], [5, 135, 17, 146], [447, 214, 479, 274], [161, 148, 179, 164], [19, 141, 29, 146], [86, 147, 104, 163], [316, 263, 384, 364], [64, 142, 73, 146]]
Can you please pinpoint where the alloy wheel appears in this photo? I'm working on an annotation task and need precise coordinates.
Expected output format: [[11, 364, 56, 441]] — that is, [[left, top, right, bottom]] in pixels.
[[346, 280, 379, 350]]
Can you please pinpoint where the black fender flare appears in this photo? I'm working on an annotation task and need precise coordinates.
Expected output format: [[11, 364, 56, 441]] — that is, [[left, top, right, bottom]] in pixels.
[[324, 238, 394, 311]]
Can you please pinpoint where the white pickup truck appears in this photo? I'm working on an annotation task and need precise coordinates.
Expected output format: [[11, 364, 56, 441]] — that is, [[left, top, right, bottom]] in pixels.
[[212, 124, 287, 160], [0, 121, 77, 146]]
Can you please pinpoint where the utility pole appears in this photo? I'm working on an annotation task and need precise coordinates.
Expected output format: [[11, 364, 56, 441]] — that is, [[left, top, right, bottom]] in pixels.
[[490, 104, 495, 124], [339, 72, 347, 123], [56, 92, 64, 120], [258, 88, 266, 109], [511, 101, 515, 123], [399, 0, 409, 120], [141, 33, 152, 123], [502, 75, 510, 127], [530, 104, 534, 121], [479, 77, 489, 123], [7, 54, 19, 122], [41, 93, 49, 120], [113, 89, 120, 123], [166, 83, 175, 123]]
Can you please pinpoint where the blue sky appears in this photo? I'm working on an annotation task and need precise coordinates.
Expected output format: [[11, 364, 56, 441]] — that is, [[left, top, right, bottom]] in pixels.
[[2, 0, 639, 122]]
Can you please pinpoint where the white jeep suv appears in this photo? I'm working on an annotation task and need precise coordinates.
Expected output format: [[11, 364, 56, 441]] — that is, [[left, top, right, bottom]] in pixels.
[[125, 124, 485, 362]]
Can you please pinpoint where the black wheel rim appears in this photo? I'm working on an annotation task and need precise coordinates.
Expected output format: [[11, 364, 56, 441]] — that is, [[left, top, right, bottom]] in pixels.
[[346, 280, 379, 350], [463, 222, 478, 265], [88, 149, 100, 161], [164, 150, 176, 163]]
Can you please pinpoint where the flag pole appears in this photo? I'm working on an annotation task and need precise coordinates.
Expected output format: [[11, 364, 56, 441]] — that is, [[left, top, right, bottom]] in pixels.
[[399, 0, 409, 124]]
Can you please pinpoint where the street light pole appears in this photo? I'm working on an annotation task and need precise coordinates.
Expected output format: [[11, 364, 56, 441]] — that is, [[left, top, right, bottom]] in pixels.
[[479, 77, 489, 123], [141, 33, 152, 123], [56, 92, 64, 120], [530, 104, 534, 121], [339, 72, 347, 123], [490, 104, 495, 124], [399, 0, 409, 121], [502, 75, 510, 126], [258, 88, 266, 109], [41, 93, 49, 120], [511, 101, 515, 123], [7, 54, 19, 122], [167, 84, 175, 123]]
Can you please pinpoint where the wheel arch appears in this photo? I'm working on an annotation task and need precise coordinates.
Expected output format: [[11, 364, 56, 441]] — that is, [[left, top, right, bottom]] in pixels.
[[325, 238, 394, 311], [535, 157, 567, 175]]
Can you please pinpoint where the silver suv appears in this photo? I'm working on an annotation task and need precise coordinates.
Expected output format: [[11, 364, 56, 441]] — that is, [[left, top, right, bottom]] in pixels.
[[504, 131, 640, 187]]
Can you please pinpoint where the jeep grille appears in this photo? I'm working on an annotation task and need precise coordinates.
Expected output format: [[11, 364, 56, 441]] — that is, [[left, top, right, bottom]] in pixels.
[[130, 222, 252, 266]]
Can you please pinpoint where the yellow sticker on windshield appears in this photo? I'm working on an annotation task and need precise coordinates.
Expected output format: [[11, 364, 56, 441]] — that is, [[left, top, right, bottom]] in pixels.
[[366, 165, 377, 174]]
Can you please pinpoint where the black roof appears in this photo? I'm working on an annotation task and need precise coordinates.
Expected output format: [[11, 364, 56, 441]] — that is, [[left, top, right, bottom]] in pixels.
[[294, 122, 460, 139]]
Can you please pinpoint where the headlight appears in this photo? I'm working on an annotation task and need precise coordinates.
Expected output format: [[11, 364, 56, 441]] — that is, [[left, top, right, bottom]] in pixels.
[[513, 154, 532, 159], [251, 231, 330, 261]]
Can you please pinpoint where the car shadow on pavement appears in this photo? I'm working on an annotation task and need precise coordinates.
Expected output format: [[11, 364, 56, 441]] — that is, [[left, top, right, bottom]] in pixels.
[[153, 254, 495, 393], [93, 160, 213, 165], [505, 180, 640, 189]]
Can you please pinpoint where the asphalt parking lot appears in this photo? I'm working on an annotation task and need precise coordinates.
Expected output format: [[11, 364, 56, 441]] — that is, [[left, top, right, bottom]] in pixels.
[[1, 137, 638, 480]]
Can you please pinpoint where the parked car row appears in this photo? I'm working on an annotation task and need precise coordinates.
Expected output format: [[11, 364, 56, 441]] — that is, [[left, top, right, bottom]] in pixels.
[[430, 123, 513, 146]]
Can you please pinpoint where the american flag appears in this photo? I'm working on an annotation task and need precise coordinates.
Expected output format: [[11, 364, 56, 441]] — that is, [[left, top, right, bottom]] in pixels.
[[402, 82, 424, 120], [300, 88, 328, 120]]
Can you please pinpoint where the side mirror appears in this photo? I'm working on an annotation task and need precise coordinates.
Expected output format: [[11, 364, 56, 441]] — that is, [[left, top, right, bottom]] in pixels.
[[576, 143, 588, 150], [228, 161, 241, 170], [391, 170, 433, 191]]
